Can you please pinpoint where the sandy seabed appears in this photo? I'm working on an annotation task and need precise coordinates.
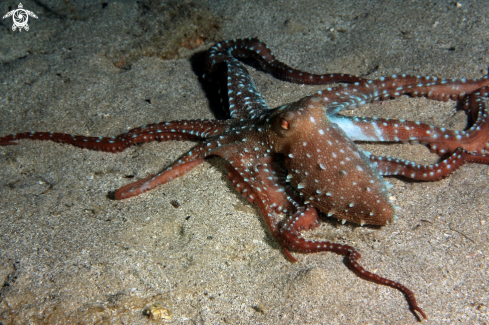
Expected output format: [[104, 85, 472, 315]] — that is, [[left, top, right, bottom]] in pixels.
[[0, 1, 488, 324]]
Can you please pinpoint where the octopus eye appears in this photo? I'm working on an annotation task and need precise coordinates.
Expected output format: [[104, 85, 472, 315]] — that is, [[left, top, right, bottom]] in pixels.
[[272, 111, 295, 137], [280, 118, 289, 130]]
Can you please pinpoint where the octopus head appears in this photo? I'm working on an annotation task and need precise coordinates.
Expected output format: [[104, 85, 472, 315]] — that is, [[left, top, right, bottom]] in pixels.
[[269, 96, 396, 226]]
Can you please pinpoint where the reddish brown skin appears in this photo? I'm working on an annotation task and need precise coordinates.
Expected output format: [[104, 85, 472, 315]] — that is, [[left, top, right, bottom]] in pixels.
[[2, 38, 489, 321]]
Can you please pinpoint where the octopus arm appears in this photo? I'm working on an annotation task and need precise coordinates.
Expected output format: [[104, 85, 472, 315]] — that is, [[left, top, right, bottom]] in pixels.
[[327, 83, 489, 156], [114, 139, 222, 199], [222, 60, 270, 119], [332, 114, 489, 156], [206, 38, 364, 87], [206, 38, 363, 120], [280, 205, 427, 321], [316, 75, 489, 112], [224, 161, 299, 261], [0, 119, 231, 153], [371, 148, 489, 180]]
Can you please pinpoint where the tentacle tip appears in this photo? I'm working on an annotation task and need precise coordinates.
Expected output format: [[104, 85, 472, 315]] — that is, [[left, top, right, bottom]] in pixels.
[[112, 190, 135, 200], [107, 191, 118, 200], [283, 247, 298, 262], [111, 187, 138, 200], [412, 306, 427, 322], [0, 140, 18, 146]]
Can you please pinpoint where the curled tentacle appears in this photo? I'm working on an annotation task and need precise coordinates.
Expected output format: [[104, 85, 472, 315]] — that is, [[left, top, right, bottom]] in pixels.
[[279, 206, 427, 321], [206, 38, 365, 85]]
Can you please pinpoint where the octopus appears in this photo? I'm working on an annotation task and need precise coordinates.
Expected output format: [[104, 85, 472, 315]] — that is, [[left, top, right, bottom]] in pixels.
[[2, 38, 489, 321]]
